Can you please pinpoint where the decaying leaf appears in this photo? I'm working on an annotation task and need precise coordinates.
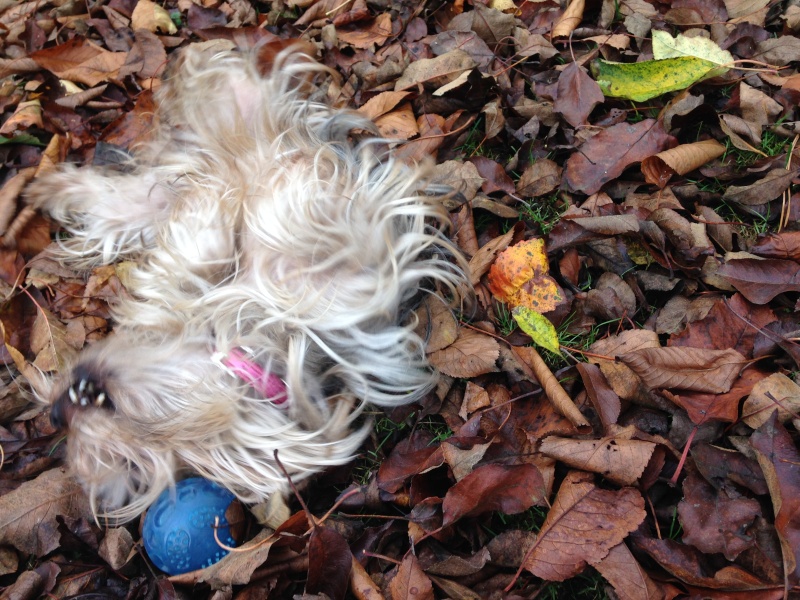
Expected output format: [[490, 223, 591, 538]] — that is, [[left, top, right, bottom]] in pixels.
[[427, 328, 500, 378], [512, 306, 560, 354], [487, 238, 563, 311]]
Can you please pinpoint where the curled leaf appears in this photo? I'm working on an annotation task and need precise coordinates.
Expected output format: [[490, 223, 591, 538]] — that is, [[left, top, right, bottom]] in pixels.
[[641, 139, 725, 188]]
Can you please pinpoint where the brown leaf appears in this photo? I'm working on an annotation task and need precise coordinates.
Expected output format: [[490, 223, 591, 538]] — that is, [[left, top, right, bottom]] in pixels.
[[692, 443, 768, 496], [576, 362, 621, 430], [389, 553, 434, 600], [513, 346, 592, 432], [522, 471, 646, 581], [564, 119, 675, 194], [441, 437, 491, 481], [357, 91, 413, 120], [722, 168, 798, 207], [589, 329, 660, 402], [395, 51, 477, 91], [377, 431, 444, 493], [0, 468, 93, 556], [750, 413, 800, 581], [338, 13, 393, 49], [641, 139, 725, 188], [469, 156, 515, 195], [716, 257, 800, 304], [619, 346, 745, 394], [554, 62, 604, 128], [664, 367, 766, 424], [427, 328, 500, 378], [742, 373, 800, 428], [516, 158, 561, 198], [593, 542, 664, 600], [31, 38, 127, 86], [306, 526, 352, 600], [749, 231, 800, 260], [552, 0, 585, 37], [539, 436, 656, 486], [442, 464, 545, 526], [467, 225, 516, 285], [678, 472, 761, 561]]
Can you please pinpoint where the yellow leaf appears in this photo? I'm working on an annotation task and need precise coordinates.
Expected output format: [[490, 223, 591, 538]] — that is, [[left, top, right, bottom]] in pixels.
[[512, 306, 561, 355], [592, 56, 719, 102], [487, 238, 563, 311]]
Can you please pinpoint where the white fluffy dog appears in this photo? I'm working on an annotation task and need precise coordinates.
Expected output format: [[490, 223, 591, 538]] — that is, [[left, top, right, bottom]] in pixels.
[[25, 43, 466, 521]]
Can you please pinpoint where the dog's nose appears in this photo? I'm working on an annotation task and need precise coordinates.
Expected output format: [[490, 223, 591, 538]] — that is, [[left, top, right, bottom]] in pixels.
[[50, 376, 112, 429]]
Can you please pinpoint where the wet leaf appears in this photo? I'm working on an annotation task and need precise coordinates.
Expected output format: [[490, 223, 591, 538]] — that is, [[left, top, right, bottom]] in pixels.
[[555, 62, 604, 128], [306, 526, 352, 600], [716, 258, 800, 304]]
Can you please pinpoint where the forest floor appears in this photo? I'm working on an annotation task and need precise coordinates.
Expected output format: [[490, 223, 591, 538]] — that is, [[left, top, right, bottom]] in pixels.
[[1, 0, 800, 598]]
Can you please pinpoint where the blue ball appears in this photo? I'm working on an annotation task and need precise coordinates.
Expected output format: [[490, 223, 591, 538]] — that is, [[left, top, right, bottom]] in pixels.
[[142, 477, 239, 575]]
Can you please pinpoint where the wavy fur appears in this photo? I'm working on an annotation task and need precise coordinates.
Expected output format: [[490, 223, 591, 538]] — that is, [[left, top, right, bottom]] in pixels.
[[26, 43, 468, 521]]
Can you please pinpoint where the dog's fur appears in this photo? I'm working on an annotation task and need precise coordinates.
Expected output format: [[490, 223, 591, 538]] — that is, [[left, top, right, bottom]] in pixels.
[[25, 43, 467, 521]]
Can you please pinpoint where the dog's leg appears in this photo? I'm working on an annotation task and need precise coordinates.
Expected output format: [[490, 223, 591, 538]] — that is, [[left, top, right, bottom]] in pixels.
[[25, 165, 171, 267]]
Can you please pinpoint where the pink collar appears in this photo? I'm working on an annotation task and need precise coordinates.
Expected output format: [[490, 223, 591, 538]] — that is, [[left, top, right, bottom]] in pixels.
[[221, 348, 288, 405]]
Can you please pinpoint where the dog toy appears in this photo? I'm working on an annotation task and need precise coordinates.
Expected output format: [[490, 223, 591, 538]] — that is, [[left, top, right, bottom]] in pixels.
[[142, 477, 238, 575]]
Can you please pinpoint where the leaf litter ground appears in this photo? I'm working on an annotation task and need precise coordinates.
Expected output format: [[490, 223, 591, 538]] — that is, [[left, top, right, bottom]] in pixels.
[[1, 0, 800, 598]]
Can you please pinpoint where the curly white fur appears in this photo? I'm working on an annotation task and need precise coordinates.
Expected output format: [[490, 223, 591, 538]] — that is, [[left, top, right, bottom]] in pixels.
[[25, 43, 467, 521]]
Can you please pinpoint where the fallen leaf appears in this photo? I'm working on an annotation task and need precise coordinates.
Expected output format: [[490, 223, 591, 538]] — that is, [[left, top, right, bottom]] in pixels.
[[594, 542, 664, 600], [554, 62, 604, 129], [395, 51, 477, 91], [716, 257, 800, 304], [427, 328, 500, 378], [539, 436, 656, 486], [721, 168, 798, 207], [620, 346, 745, 393], [389, 553, 434, 600], [678, 472, 761, 561], [521, 471, 646, 581], [442, 464, 545, 526], [131, 0, 178, 33], [750, 414, 800, 582], [641, 139, 725, 187], [552, 0, 585, 38], [564, 119, 675, 194], [742, 373, 800, 428], [487, 238, 563, 311], [31, 39, 127, 86], [306, 526, 352, 600], [0, 468, 93, 556], [512, 306, 560, 354]]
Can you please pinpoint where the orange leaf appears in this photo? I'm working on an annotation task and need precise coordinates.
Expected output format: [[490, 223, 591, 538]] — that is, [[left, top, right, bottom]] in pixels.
[[487, 238, 562, 311]]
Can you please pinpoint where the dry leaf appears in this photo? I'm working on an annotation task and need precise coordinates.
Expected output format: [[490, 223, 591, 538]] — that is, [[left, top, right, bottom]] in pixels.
[[428, 328, 500, 378], [522, 471, 646, 581], [539, 436, 656, 486]]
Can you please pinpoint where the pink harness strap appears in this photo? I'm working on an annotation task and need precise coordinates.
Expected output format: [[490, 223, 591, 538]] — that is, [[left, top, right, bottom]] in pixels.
[[222, 348, 288, 405]]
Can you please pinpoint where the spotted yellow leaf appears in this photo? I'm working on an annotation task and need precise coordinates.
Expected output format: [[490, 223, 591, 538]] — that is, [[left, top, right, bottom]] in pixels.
[[487, 238, 563, 312], [512, 306, 561, 355]]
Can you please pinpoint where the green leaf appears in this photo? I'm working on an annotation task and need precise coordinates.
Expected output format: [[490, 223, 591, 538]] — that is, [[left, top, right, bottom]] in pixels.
[[512, 306, 561, 355], [591, 56, 718, 102], [0, 134, 46, 147]]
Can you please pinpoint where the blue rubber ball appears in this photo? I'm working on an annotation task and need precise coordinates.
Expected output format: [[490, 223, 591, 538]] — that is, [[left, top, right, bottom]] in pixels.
[[142, 477, 238, 575]]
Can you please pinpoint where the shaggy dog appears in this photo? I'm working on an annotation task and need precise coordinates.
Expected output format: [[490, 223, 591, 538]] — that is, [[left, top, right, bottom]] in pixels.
[[25, 42, 466, 521]]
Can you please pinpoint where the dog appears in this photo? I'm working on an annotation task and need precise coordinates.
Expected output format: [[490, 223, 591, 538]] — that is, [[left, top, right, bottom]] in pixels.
[[25, 42, 467, 521]]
